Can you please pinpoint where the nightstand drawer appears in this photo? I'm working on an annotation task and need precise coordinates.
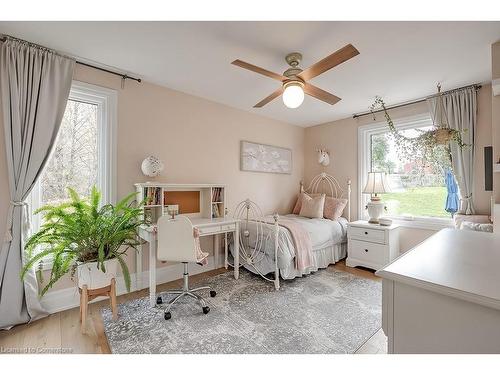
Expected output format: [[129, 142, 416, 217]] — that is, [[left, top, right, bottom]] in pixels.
[[349, 239, 387, 264], [349, 226, 386, 244]]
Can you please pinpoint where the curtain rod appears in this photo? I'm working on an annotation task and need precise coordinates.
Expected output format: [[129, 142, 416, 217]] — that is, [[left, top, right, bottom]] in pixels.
[[0, 36, 141, 84], [352, 83, 481, 119]]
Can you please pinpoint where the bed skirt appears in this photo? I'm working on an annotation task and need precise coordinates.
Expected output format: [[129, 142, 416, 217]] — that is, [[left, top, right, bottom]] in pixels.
[[236, 241, 347, 280]]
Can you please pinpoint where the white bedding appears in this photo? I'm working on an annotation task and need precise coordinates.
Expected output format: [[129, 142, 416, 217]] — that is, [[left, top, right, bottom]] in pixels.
[[230, 214, 348, 279]]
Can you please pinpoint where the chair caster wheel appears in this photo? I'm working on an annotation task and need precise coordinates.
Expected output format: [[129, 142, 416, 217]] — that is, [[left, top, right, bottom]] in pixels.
[[202, 306, 210, 314], [157, 296, 163, 305], [210, 290, 216, 298], [164, 311, 171, 320]]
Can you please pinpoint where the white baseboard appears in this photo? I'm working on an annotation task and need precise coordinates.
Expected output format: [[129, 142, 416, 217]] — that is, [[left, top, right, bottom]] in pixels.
[[41, 256, 217, 314]]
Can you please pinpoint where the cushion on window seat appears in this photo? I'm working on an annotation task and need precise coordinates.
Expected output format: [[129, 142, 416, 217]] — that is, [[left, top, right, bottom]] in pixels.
[[460, 221, 493, 233], [453, 214, 491, 229]]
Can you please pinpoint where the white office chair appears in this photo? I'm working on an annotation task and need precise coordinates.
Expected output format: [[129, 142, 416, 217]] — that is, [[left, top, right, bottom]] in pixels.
[[156, 215, 216, 320]]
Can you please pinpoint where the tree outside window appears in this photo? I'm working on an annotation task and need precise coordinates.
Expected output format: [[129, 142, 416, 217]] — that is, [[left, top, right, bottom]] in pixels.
[[370, 126, 453, 218]]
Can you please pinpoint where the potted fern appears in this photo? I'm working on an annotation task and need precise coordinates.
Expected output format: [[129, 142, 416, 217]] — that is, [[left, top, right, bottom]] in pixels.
[[22, 187, 144, 295]]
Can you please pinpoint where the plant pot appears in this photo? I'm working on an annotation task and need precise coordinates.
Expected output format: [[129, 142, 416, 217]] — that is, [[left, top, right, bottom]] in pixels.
[[434, 128, 453, 145], [77, 258, 118, 290]]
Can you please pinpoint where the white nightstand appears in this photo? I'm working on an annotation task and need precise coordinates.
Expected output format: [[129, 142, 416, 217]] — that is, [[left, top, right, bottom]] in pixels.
[[346, 220, 400, 271]]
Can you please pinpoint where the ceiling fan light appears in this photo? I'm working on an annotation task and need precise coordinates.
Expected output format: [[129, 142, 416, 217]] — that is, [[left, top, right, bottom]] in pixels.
[[282, 82, 304, 108]]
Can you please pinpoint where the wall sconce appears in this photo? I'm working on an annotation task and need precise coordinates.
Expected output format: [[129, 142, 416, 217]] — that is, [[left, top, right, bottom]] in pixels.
[[317, 149, 330, 166]]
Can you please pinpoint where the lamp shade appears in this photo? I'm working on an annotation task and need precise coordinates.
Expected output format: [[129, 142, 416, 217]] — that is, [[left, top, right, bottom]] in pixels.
[[282, 82, 305, 108], [362, 172, 391, 194]]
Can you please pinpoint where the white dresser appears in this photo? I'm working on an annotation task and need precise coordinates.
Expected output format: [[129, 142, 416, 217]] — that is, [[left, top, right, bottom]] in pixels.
[[346, 220, 400, 271], [377, 229, 500, 353]]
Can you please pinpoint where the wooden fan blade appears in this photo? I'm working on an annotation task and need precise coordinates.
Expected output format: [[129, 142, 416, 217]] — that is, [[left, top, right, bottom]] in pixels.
[[298, 44, 359, 81], [232, 59, 287, 82], [253, 87, 284, 108], [304, 83, 341, 105]]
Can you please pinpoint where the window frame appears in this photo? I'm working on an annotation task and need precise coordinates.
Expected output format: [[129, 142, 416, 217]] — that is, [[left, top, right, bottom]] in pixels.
[[28, 80, 117, 269], [358, 113, 453, 230]]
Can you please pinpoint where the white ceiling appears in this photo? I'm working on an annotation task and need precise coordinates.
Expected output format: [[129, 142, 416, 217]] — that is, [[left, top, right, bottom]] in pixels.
[[1, 21, 499, 127]]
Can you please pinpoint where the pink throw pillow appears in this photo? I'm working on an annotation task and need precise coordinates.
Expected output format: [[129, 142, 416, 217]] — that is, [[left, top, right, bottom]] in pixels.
[[323, 197, 348, 220], [299, 194, 325, 219], [292, 193, 305, 214]]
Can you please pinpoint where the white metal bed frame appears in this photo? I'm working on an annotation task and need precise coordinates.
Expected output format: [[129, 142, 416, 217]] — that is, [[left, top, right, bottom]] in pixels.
[[233, 172, 351, 290]]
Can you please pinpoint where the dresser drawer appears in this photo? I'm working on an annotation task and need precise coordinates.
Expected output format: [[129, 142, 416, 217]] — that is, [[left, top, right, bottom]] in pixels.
[[349, 239, 388, 265], [349, 226, 386, 244]]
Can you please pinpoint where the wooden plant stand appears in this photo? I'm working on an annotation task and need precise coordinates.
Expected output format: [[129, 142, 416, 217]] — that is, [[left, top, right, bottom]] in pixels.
[[79, 278, 117, 333]]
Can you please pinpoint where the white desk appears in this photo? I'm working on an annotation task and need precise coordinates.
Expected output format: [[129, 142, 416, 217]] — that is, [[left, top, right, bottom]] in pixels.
[[377, 228, 500, 353], [137, 217, 240, 307]]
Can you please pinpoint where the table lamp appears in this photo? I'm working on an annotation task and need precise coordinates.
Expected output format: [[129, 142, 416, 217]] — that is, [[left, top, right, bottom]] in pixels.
[[363, 172, 391, 224]]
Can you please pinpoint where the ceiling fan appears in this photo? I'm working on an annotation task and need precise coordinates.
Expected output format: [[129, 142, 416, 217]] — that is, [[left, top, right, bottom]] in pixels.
[[231, 44, 359, 109]]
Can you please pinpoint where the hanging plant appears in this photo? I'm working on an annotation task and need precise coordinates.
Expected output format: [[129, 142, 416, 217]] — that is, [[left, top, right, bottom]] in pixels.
[[369, 93, 468, 166]]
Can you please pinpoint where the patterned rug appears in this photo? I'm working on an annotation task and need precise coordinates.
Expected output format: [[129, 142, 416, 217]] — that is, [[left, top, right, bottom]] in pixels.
[[101, 268, 382, 354]]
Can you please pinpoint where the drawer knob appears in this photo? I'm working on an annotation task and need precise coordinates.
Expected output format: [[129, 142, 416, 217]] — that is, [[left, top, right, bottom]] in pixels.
[[364, 249, 368, 252], [364, 231, 368, 235]]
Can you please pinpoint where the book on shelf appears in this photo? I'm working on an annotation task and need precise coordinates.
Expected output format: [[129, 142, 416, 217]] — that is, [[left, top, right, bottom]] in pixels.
[[212, 187, 223, 203], [212, 202, 221, 218], [143, 186, 161, 206]]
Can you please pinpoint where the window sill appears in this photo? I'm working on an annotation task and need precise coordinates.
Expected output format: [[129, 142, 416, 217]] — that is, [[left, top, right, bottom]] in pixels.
[[389, 216, 454, 231]]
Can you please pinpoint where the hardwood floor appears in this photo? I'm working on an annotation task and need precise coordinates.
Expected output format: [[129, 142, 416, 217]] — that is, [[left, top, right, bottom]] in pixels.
[[0, 262, 387, 354], [331, 261, 387, 354]]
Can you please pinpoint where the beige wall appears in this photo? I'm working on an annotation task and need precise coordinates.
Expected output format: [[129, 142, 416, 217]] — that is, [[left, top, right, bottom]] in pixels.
[[0, 64, 305, 290], [474, 83, 493, 214]]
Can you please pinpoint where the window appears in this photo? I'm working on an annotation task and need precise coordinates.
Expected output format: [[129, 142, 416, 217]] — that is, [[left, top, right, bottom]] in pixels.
[[28, 81, 117, 266], [359, 114, 455, 228]]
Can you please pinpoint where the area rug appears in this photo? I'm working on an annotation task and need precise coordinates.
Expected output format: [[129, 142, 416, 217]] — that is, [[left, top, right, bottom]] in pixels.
[[101, 268, 381, 354]]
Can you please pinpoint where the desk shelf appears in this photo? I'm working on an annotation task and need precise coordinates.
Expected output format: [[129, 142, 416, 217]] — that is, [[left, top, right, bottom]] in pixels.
[[135, 182, 227, 223]]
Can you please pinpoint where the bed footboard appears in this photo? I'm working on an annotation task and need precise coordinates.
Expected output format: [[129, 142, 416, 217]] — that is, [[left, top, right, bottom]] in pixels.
[[233, 199, 281, 290]]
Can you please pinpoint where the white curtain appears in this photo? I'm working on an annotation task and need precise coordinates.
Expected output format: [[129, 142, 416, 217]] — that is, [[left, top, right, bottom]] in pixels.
[[427, 87, 477, 214], [0, 37, 75, 329]]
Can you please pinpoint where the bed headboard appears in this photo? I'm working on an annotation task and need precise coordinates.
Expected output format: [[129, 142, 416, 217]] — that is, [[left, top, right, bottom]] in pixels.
[[300, 172, 351, 221]]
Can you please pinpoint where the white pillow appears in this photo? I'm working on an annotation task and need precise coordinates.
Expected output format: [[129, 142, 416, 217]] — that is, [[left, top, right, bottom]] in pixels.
[[460, 221, 493, 233], [454, 214, 491, 229], [299, 193, 325, 219]]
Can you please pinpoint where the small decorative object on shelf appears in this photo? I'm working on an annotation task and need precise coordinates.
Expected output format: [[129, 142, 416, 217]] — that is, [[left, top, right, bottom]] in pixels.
[[363, 172, 391, 224], [144, 208, 153, 224], [141, 155, 164, 178], [143, 186, 162, 206]]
